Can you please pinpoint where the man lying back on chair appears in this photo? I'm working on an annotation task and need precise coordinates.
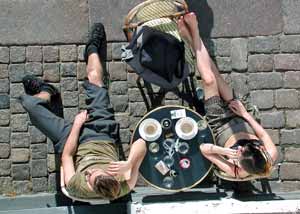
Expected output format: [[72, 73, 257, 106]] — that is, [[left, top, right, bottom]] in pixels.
[[20, 23, 146, 199], [177, 13, 278, 179]]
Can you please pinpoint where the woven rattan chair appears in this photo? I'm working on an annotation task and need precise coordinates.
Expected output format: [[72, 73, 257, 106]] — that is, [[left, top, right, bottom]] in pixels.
[[123, 0, 196, 75]]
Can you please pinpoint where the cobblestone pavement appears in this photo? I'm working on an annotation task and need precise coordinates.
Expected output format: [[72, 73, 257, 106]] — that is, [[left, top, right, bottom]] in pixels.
[[0, 0, 300, 195]]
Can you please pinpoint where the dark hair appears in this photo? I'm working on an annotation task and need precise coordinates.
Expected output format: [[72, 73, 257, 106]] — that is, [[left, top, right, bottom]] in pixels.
[[238, 139, 271, 175], [93, 175, 120, 199]]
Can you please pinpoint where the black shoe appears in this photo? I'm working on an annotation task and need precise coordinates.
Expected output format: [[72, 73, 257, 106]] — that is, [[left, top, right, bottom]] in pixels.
[[22, 75, 58, 96], [84, 23, 110, 87]]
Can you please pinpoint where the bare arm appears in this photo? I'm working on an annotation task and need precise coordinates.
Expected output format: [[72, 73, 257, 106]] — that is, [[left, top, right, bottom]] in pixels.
[[61, 111, 88, 186], [107, 138, 146, 190], [229, 100, 278, 163]]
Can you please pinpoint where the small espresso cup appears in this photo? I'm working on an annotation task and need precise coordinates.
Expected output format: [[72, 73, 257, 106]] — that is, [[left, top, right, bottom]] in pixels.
[[175, 117, 198, 140], [139, 118, 162, 141]]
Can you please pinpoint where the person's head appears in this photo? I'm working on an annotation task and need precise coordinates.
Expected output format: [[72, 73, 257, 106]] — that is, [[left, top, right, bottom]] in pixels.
[[86, 169, 120, 199], [237, 139, 271, 176]]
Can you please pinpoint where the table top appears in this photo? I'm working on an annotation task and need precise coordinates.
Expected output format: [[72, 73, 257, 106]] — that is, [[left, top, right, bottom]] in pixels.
[[131, 105, 215, 192]]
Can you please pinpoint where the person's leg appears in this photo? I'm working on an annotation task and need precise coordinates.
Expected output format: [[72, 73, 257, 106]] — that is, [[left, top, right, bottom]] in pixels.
[[178, 13, 234, 102], [21, 76, 72, 153]]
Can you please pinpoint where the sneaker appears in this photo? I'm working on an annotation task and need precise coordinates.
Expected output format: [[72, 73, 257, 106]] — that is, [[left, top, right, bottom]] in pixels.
[[84, 23, 110, 87], [22, 75, 58, 96]]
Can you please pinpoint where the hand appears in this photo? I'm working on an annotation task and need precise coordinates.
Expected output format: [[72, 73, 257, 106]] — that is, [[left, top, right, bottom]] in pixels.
[[74, 110, 88, 127], [107, 161, 132, 180], [220, 147, 239, 160], [228, 100, 248, 118]]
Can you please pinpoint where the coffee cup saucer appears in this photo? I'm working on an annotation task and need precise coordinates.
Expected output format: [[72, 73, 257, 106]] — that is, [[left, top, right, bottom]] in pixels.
[[139, 118, 162, 141], [175, 117, 198, 140]]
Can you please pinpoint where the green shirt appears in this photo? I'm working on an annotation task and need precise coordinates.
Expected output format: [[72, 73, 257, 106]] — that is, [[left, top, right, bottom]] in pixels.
[[66, 141, 130, 199]]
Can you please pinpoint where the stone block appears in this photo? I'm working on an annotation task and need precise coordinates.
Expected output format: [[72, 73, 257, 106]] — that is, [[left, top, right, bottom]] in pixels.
[[63, 107, 78, 122], [47, 154, 60, 173], [231, 38, 248, 71], [63, 91, 78, 107], [0, 110, 9, 126], [275, 89, 299, 108], [226, 73, 249, 97], [0, 144, 10, 158], [77, 62, 87, 80], [0, 79, 9, 93], [248, 72, 282, 90], [282, 0, 300, 34], [109, 62, 127, 81], [0, 177, 13, 194], [61, 63, 77, 77], [0, 64, 8, 78], [260, 111, 285, 129], [31, 144, 47, 159], [9, 64, 25, 83], [215, 57, 231, 73], [110, 95, 128, 112], [78, 94, 87, 110], [107, 43, 112, 61], [0, 160, 11, 176], [77, 45, 85, 62], [10, 83, 24, 98], [280, 163, 300, 180], [112, 42, 128, 60], [26, 46, 42, 62], [280, 129, 300, 145], [10, 46, 25, 63], [250, 90, 274, 109], [0, 127, 10, 143], [0, 47, 9, 63], [10, 98, 25, 114], [0, 0, 88, 45], [165, 100, 182, 106], [128, 88, 146, 102], [266, 129, 280, 145], [32, 177, 48, 193], [43, 46, 59, 62], [115, 113, 130, 129], [11, 133, 30, 148], [284, 71, 300, 89], [11, 149, 29, 163], [13, 181, 32, 194], [285, 147, 300, 162], [129, 116, 142, 131], [129, 102, 147, 117], [11, 114, 28, 132], [248, 36, 280, 53], [60, 45, 77, 62], [119, 129, 130, 144], [48, 173, 58, 192], [274, 54, 300, 71], [29, 126, 46, 143], [280, 35, 300, 53], [12, 164, 30, 180], [47, 138, 55, 154], [0, 95, 9, 109], [110, 81, 128, 95], [31, 159, 47, 177], [62, 77, 78, 91], [286, 110, 300, 128], [248, 54, 273, 72], [25, 62, 43, 76], [127, 73, 139, 88], [215, 39, 231, 57], [43, 63, 60, 82]]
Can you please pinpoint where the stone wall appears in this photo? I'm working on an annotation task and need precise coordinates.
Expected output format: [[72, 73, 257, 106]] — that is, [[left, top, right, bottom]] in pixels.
[[0, 0, 300, 195]]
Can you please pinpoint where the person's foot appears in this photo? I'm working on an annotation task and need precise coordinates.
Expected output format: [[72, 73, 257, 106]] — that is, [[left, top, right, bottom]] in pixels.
[[84, 23, 107, 64], [22, 75, 58, 96], [177, 16, 193, 45]]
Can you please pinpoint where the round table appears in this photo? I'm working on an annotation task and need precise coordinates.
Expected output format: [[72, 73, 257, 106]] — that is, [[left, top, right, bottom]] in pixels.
[[131, 105, 215, 192]]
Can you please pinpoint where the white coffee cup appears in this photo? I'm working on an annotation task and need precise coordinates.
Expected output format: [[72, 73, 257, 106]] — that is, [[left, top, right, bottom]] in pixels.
[[175, 117, 198, 140], [139, 118, 162, 141]]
